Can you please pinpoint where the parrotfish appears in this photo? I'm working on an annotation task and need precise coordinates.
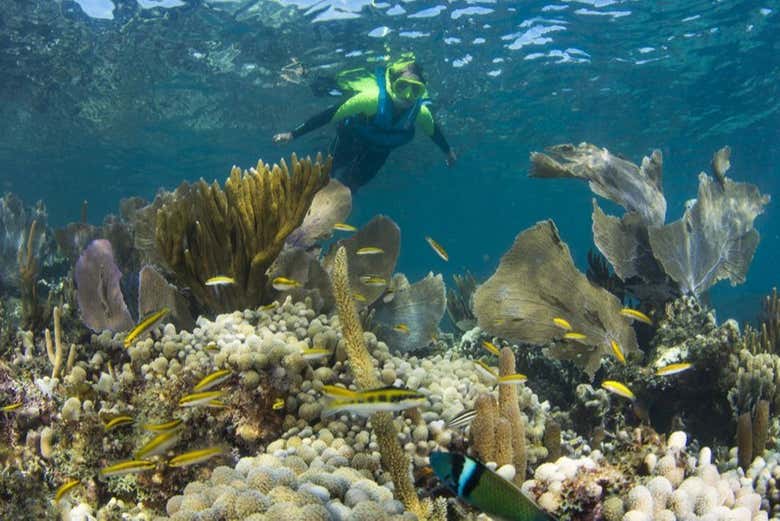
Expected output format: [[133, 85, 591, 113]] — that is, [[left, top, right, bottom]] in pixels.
[[430, 451, 555, 521], [124, 307, 171, 348], [425, 236, 449, 261]]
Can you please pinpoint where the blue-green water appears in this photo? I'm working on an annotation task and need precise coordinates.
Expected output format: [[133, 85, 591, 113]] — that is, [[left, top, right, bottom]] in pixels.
[[0, 0, 777, 321]]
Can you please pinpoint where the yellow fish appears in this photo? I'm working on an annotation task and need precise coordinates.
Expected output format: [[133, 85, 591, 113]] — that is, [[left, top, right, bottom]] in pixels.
[[352, 292, 367, 302], [356, 246, 384, 255], [620, 308, 653, 325], [135, 430, 182, 459], [322, 386, 426, 418], [482, 340, 500, 356], [655, 362, 693, 376], [601, 380, 635, 400], [300, 348, 331, 361], [168, 446, 226, 467], [610, 340, 626, 365], [260, 301, 280, 311], [498, 373, 527, 385], [474, 360, 498, 382], [272, 277, 301, 291], [193, 369, 232, 392], [124, 307, 170, 348], [143, 418, 183, 433], [563, 332, 588, 342], [333, 223, 357, 232], [104, 415, 134, 431], [359, 275, 387, 287], [425, 236, 449, 261], [552, 317, 572, 331], [179, 390, 225, 408], [393, 323, 410, 334], [382, 289, 395, 303], [99, 459, 156, 478], [205, 276, 236, 286], [1, 401, 23, 412], [272, 398, 285, 410], [54, 479, 81, 503], [206, 400, 228, 409]]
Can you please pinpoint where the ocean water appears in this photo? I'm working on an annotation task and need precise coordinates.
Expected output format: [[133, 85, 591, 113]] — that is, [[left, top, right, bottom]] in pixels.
[[0, 0, 777, 321]]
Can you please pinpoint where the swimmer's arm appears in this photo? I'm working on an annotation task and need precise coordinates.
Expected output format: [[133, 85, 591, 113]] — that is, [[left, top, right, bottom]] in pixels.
[[416, 106, 451, 154], [290, 104, 341, 139]]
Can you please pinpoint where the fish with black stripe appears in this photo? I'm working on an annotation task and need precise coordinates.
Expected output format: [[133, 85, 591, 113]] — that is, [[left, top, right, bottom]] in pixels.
[[429, 451, 555, 521]]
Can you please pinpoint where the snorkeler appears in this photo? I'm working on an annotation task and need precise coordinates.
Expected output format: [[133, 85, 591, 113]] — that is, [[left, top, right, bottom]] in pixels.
[[273, 57, 456, 192]]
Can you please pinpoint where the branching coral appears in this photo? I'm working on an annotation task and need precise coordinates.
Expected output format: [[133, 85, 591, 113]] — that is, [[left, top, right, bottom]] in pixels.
[[330, 246, 443, 520], [154, 153, 330, 312]]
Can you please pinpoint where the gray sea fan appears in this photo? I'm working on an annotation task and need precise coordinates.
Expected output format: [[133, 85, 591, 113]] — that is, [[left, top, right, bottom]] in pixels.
[[286, 179, 352, 250], [373, 273, 446, 354], [648, 172, 770, 297], [75, 239, 134, 333]]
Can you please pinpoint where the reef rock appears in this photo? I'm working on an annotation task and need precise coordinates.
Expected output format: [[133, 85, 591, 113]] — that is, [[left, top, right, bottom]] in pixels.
[[286, 178, 352, 250], [75, 239, 134, 333]]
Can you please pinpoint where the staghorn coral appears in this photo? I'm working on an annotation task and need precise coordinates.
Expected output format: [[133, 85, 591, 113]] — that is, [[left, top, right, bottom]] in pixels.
[[329, 246, 440, 520], [473, 220, 639, 380], [372, 272, 446, 354], [74, 239, 134, 333], [154, 153, 330, 313]]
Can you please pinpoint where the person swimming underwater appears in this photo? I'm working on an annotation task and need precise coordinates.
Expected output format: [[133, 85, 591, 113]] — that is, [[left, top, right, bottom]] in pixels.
[[273, 58, 456, 192]]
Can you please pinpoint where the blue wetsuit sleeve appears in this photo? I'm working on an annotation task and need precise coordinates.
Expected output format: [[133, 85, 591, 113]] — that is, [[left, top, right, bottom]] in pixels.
[[291, 104, 341, 139]]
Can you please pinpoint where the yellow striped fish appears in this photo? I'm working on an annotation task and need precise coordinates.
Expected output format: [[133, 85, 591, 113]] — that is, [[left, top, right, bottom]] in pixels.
[[54, 479, 80, 503], [552, 317, 572, 331], [260, 301, 279, 311], [482, 340, 500, 356], [124, 307, 171, 348], [393, 323, 410, 334], [143, 419, 183, 433], [168, 446, 227, 467], [321, 385, 357, 398], [359, 275, 387, 287], [333, 223, 357, 232], [300, 348, 331, 361], [563, 332, 587, 342], [352, 292, 367, 302], [610, 340, 626, 365], [205, 276, 235, 286], [425, 236, 449, 261], [498, 373, 527, 385], [356, 246, 384, 255], [272, 398, 285, 410], [135, 430, 181, 459], [474, 360, 498, 382], [193, 369, 232, 392], [272, 277, 301, 291], [99, 459, 156, 478], [655, 362, 693, 376], [179, 390, 225, 407], [620, 308, 653, 325], [601, 380, 635, 400], [104, 415, 134, 431], [1, 401, 23, 412], [205, 400, 228, 409], [322, 386, 426, 418]]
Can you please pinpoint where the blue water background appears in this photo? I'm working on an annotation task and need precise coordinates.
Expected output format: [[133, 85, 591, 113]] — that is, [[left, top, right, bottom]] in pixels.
[[0, 0, 777, 322]]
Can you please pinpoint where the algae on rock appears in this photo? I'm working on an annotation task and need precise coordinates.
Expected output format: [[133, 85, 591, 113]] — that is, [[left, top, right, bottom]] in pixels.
[[154, 153, 330, 312]]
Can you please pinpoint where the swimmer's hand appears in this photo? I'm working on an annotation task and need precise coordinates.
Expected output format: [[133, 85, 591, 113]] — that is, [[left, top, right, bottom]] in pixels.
[[445, 149, 457, 167], [273, 132, 293, 144]]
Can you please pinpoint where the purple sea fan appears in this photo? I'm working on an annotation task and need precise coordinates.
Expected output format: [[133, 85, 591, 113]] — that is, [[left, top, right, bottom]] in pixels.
[[75, 239, 134, 333]]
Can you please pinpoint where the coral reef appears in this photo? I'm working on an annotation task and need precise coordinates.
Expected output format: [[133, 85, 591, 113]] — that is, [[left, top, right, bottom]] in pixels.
[[153, 153, 330, 312], [75, 238, 134, 333], [286, 178, 352, 250], [474, 220, 639, 379], [446, 271, 478, 332]]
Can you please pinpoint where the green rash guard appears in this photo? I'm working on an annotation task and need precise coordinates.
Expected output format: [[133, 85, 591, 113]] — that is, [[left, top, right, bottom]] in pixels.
[[291, 90, 451, 154]]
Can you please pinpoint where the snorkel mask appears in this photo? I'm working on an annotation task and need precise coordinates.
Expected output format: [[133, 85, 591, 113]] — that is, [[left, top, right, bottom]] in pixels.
[[387, 57, 427, 103]]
